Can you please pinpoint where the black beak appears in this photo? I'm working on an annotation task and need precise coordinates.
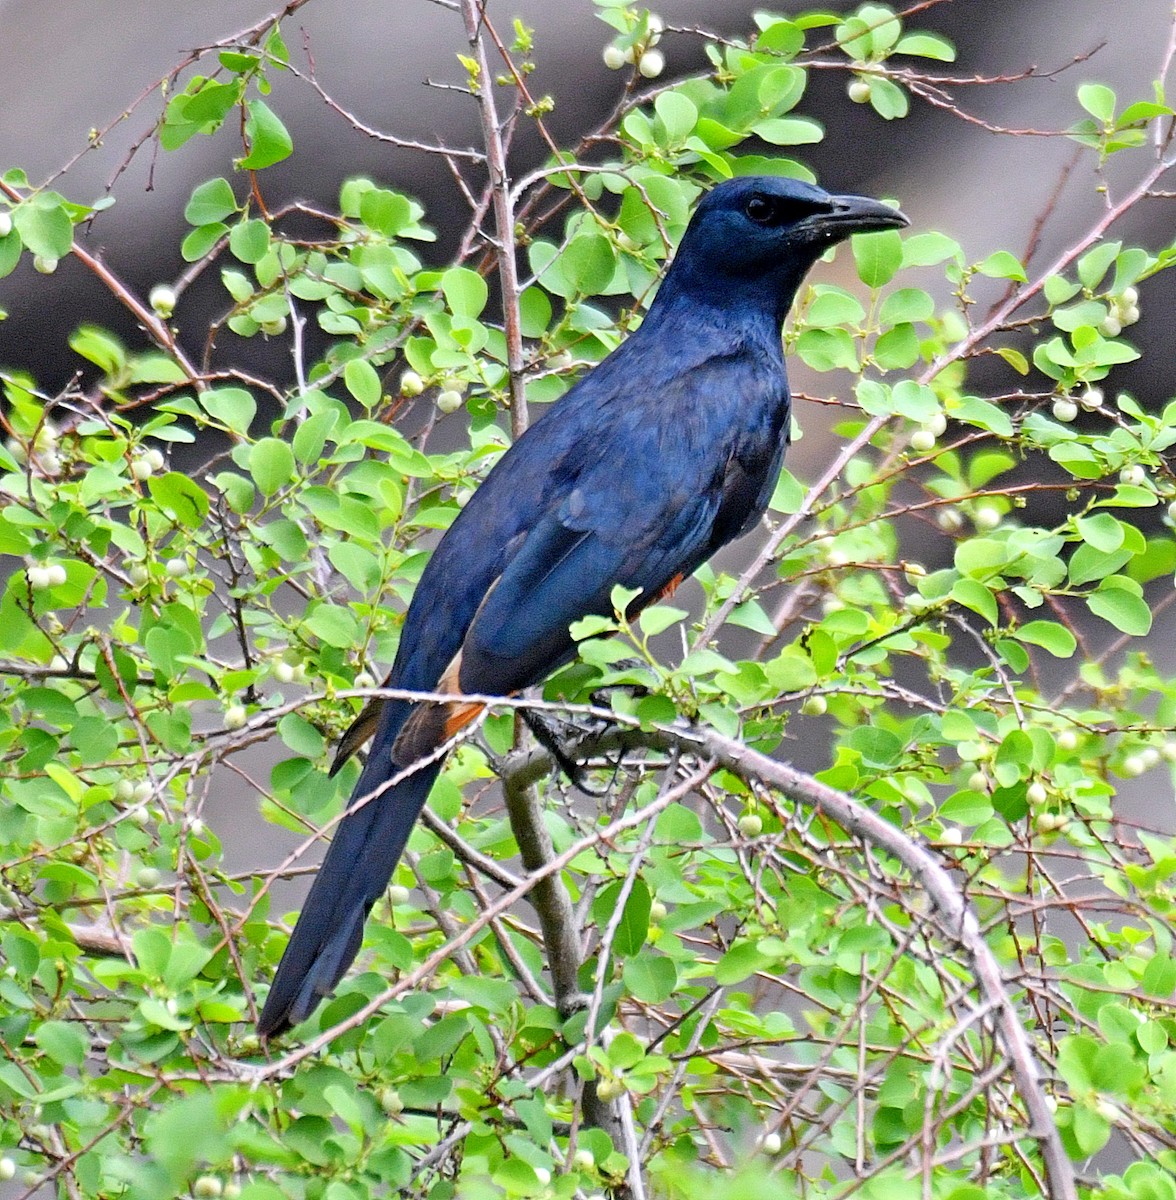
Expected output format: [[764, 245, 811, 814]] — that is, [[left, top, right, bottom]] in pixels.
[[809, 194, 909, 241]]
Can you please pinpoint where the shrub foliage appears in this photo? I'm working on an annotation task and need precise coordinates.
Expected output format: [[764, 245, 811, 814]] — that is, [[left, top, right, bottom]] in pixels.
[[2, 3, 1176, 1198]]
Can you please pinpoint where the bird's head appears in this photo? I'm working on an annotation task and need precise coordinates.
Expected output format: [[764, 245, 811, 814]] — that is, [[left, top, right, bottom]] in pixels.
[[661, 175, 909, 322]]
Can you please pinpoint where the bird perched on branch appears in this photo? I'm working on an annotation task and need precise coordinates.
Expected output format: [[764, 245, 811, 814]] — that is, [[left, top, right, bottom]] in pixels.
[[257, 174, 908, 1037]]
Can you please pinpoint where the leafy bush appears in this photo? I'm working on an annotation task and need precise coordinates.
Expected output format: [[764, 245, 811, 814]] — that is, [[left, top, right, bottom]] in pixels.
[[2, 2, 1176, 1198]]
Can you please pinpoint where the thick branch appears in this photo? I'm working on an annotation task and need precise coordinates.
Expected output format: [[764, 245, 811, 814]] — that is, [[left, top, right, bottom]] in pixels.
[[502, 721, 624, 1146]]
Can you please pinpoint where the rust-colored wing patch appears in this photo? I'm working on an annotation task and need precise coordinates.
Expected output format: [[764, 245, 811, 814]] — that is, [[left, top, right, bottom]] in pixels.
[[392, 650, 486, 766], [653, 571, 684, 602]]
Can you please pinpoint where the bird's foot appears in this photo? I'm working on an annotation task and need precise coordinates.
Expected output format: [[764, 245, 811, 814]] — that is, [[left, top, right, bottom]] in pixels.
[[520, 708, 614, 796]]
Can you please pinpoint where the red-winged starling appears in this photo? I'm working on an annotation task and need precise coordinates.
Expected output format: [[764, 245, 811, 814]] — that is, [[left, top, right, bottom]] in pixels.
[[257, 174, 908, 1037]]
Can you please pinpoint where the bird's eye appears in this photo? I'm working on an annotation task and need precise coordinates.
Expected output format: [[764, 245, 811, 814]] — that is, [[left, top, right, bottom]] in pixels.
[[745, 195, 776, 224]]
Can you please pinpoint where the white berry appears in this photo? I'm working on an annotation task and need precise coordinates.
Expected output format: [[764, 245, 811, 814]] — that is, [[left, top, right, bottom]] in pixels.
[[1120, 465, 1147, 487], [848, 79, 872, 104], [1027, 781, 1048, 805], [260, 316, 287, 336], [973, 505, 1001, 531], [149, 285, 177, 318], [910, 429, 936, 453], [1051, 398, 1078, 423], [761, 1132, 783, 1155], [399, 370, 425, 396], [800, 694, 827, 716], [937, 508, 964, 532], [602, 44, 627, 70], [638, 49, 665, 77], [737, 812, 763, 838], [436, 390, 463, 414], [164, 558, 188, 578], [33, 255, 58, 274], [1078, 386, 1104, 410], [27, 566, 51, 589], [224, 704, 248, 730], [925, 412, 947, 437], [1099, 314, 1122, 338], [1056, 730, 1079, 752], [131, 458, 154, 481]]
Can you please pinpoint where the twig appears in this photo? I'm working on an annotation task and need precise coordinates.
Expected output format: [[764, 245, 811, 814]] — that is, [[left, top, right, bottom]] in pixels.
[[459, 0, 528, 437]]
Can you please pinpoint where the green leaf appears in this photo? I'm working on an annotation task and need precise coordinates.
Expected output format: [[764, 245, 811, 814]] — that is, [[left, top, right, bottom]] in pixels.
[[1078, 83, 1116, 123], [519, 287, 552, 337], [249, 437, 295, 496], [894, 32, 956, 61], [239, 99, 293, 169], [852, 229, 903, 288], [148, 472, 210, 528], [623, 955, 677, 1003], [977, 250, 1027, 282], [1015, 621, 1077, 658], [344, 358, 382, 408], [184, 178, 238, 225], [846, 726, 903, 768], [229, 219, 270, 264], [199, 387, 256, 435], [1076, 512, 1125, 553], [0, 227, 22, 278], [181, 222, 229, 262], [639, 604, 688, 637], [654, 91, 698, 142], [879, 287, 934, 324], [950, 578, 998, 625], [441, 266, 489, 318], [1077, 241, 1121, 290], [714, 939, 769, 985], [868, 76, 909, 120], [304, 603, 360, 648], [1087, 584, 1151, 635], [563, 233, 616, 294], [755, 116, 823, 145], [359, 188, 411, 236], [278, 714, 325, 758], [13, 200, 72, 259], [592, 879, 651, 957], [35, 1020, 89, 1067]]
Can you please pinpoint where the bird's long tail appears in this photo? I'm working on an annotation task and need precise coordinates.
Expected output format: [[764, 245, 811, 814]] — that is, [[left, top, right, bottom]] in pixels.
[[257, 706, 442, 1038]]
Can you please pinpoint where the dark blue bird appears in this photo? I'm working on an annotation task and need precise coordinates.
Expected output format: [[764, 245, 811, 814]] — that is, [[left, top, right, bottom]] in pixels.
[[257, 175, 908, 1037]]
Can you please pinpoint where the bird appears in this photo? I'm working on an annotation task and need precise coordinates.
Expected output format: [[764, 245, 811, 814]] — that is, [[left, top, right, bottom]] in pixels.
[[256, 174, 908, 1037]]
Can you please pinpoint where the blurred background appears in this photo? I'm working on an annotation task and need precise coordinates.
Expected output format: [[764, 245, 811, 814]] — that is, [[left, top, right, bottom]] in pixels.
[[1, 0, 1172, 404], [1, 0, 1173, 956]]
